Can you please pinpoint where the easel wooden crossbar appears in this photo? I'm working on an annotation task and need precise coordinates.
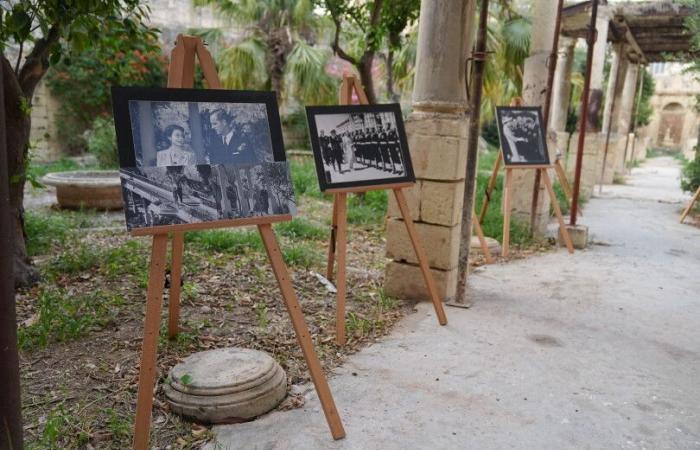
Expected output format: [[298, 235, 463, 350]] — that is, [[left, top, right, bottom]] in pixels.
[[130, 35, 345, 450], [326, 74, 448, 346]]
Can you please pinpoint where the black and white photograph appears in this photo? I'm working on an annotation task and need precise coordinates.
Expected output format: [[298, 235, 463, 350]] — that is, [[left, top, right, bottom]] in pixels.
[[112, 87, 287, 167], [495, 106, 550, 166], [120, 162, 296, 230], [306, 104, 415, 191]]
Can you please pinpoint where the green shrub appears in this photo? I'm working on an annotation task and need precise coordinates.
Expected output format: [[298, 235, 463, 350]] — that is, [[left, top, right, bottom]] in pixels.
[[681, 155, 700, 193], [85, 116, 119, 169], [347, 190, 387, 225], [289, 159, 323, 198], [275, 217, 326, 240], [186, 229, 263, 253]]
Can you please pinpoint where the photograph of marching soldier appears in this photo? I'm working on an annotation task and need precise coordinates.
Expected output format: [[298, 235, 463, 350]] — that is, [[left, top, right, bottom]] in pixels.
[[306, 104, 415, 191]]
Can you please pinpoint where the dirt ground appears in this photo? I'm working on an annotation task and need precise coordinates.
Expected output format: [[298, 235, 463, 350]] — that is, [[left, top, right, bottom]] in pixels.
[[205, 157, 700, 449]]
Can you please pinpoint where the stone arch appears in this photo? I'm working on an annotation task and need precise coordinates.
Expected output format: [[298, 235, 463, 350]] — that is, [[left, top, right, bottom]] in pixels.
[[657, 102, 686, 148]]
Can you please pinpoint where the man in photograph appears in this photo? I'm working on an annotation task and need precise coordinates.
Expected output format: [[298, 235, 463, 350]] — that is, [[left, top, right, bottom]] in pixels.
[[385, 123, 403, 174], [319, 130, 332, 166], [208, 109, 258, 165], [329, 130, 344, 173]]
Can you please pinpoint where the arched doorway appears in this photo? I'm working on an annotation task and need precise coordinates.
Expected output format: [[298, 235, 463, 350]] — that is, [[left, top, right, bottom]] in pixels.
[[657, 102, 685, 149]]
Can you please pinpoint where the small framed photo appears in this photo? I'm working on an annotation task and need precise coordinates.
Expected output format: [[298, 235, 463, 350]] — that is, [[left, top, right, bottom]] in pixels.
[[111, 87, 295, 231], [305, 104, 415, 191], [495, 106, 550, 166]]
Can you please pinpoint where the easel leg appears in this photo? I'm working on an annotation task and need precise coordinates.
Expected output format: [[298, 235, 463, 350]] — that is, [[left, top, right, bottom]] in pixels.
[[393, 189, 447, 326], [257, 224, 346, 440], [554, 159, 580, 217], [479, 153, 502, 224], [542, 170, 574, 254], [502, 168, 513, 258], [472, 208, 494, 264], [133, 234, 168, 450], [334, 193, 348, 346], [326, 195, 339, 281], [680, 186, 700, 224], [168, 232, 184, 340]]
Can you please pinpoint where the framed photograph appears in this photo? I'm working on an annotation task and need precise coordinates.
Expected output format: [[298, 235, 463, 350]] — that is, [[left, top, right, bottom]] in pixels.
[[495, 106, 550, 166], [305, 104, 415, 191], [111, 87, 295, 231]]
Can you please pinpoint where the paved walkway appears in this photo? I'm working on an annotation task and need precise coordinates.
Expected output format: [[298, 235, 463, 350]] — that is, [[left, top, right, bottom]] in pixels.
[[207, 157, 699, 450]]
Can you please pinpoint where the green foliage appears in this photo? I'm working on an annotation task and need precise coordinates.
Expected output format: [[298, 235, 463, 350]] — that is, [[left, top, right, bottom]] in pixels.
[[681, 152, 700, 193], [283, 242, 321, 268], [289, 158, 323, 198], [85, 117, 119, 169], [185, 229, 263, 253], [275, 218, 326, 240], [634, 69, 656, 128], [45, 14, 165, 152], [254, 303, 270, 328], [18, 289, 124, 350], [347, 190, 387, 225], [25, 210, 95, 256]]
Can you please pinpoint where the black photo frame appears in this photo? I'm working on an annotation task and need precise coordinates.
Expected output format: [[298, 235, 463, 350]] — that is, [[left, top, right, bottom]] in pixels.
[[111, 87, 296, 231], [111, 86, 286, 167], [305, 104, 416, 191], [495, 106, 550, 166]]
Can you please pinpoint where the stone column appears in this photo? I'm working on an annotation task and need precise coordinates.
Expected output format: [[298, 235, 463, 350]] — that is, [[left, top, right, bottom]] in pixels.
[[601, 44, 623, 135], [585, 7, 610, 131], [384, 0, 473, 302], [550, 37, 576, 133], [615, 62, 639, 135], [506, 0, 558, 233]]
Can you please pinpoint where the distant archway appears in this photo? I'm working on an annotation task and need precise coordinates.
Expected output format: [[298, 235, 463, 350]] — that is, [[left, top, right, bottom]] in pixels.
[[657, 102, 686, 149]]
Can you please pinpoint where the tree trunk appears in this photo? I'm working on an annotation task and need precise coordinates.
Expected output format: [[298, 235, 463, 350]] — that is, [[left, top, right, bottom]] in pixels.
[[358, 53, 377, 104], [2, 56, 39, 288]]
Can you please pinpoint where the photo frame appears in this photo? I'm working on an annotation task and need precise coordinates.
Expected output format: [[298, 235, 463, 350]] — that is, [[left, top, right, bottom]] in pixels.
[[495, 106, 550, 166], [305, 104, 416, 191], [111, 87, 295, 230]]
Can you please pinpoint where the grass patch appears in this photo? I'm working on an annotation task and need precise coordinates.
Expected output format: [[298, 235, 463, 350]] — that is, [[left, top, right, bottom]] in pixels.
[[289, 159, 323, 199], [25, 210, 97, 257], [18, 289, 124, 350], [186, 229, 263, 253], [347, 190, 387, 225], [474, 171, 532, 245], [27, 158, 87, 181], [274, 217, 326, 240], [47, 245, 102, 276], [282, 242, 321, 268]]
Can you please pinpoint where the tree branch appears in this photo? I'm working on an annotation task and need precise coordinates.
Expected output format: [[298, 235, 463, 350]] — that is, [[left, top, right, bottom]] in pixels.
[[330, 12, 358, 66], [14, 41, 24, 75], [18, 26, 61, 98]]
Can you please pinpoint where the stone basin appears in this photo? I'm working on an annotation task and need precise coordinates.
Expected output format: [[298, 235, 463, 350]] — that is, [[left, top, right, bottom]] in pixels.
[[42, 170, 123, 210]]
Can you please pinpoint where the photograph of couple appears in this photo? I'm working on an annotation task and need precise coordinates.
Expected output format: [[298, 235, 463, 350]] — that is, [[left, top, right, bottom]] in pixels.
[[128, 99, 276, 168], [496, 106, 550, 166]]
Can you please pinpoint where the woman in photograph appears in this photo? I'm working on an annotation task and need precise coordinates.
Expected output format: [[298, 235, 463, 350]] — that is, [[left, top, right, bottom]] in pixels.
[[342, 131, 355, 171], [157, 124, 195, 167]]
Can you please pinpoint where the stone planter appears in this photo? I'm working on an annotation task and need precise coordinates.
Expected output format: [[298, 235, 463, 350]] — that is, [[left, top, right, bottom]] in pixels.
[[42, 170, 122, 210]]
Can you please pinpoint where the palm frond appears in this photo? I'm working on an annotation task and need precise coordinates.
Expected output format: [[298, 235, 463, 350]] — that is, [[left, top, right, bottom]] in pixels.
[[285, 40, 337, 104], [217, 37, 269, 90]]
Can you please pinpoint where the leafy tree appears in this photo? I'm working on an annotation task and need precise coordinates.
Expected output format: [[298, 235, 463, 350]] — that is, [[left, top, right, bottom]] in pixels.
[[633, 69, 655, 128], [45, 20, 165, 154], [1, 0, 154, 287], [193, 0, 337, 106], [319, 0, 420, 104]]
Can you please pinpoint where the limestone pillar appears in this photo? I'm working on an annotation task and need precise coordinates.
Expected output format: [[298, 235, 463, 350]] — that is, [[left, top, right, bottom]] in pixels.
[[384, 0, 473, 302], [585, 8, 610, 131], [506, 0, 558, 233], [616, 62, 639, 135], [601, 44, 623, 135], [550, 37, 576, 134]]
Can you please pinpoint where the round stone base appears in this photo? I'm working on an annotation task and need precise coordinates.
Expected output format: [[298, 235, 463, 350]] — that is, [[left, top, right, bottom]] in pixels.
[[164, 348, 287, 424]]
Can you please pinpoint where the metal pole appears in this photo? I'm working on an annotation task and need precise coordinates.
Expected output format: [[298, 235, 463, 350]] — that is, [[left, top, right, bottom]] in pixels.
[[570, 0, 599, 225], [530, 0, 565, 234], [0, 54, 23, 450], [455, 0, 489, 305], [627, 67, 645, 170]]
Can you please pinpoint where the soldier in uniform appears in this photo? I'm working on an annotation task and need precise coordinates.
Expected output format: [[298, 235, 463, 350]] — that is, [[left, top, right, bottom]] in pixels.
[[356, 129, 367, 166], [319, 130, 332, 166], [329, 130, 344, 173], [367, 127, 380, 169], [386, 123, 403, 174], [378, 125, 391, 171]]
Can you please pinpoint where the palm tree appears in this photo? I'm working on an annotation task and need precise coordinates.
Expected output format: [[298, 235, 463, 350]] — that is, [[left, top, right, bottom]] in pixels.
[[193, 0, 337, 105]]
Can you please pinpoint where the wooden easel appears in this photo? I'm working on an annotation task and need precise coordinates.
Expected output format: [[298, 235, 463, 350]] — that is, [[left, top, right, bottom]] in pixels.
[[680, 185, 700, 224], [130, 35, 345, 450], [501, 164, 574, 256], [325, 74, 447, 346]]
